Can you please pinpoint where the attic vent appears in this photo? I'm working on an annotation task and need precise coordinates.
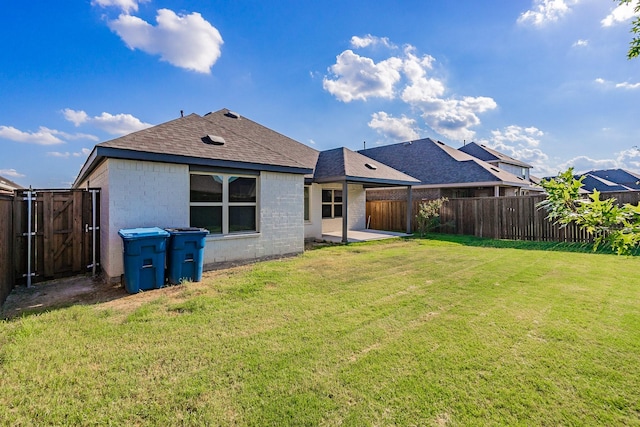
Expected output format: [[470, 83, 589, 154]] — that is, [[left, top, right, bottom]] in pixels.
[[225, 110, 240, 119], [403, 141, 412, 146], [202, 135, 225, 145], [517, 176, 524, 180], [490, 167, 500, 173], [436, 141, 445, 145], [365, 163, 377, 170]]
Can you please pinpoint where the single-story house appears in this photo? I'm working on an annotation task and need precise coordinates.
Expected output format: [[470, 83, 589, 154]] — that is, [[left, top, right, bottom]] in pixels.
[[73, 109, 418, 283], [0, 175, 23, 194], [359, 138, 542, 201]]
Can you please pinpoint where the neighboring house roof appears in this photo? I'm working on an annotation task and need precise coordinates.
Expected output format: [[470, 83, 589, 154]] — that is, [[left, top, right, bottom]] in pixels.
[[359, 138, 532, 188], [0, 175, 23, 192], [587, 169, 640, 190], [578, 173, 634, 193], [73, 109, 417, 189], [458, 142, 532, 169], [313, 147, 419, 187]]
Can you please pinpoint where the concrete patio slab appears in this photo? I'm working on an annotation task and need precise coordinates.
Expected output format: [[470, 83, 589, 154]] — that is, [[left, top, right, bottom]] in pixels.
[[321, 229, 411, 243]]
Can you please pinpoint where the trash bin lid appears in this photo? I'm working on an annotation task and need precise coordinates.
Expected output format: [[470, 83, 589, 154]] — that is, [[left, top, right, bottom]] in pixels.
[[165, 227, 208, 234], [118, 227, 170, 239]]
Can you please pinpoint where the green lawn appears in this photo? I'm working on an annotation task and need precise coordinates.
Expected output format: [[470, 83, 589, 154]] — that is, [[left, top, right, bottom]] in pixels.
[[1, 236, 640, 426]]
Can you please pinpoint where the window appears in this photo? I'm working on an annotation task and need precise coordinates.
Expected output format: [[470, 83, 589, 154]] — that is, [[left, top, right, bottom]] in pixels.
[[304, 186, 310, 221], [322, 189, 342, 218], [190, 173, 257, 234]]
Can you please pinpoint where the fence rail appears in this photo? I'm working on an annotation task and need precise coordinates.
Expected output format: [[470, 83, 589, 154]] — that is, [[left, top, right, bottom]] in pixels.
[[366, 191, 640, 243]]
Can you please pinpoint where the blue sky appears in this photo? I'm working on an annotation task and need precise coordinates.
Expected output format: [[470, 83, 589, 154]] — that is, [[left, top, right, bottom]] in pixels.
[[1, 0, 639, 187]]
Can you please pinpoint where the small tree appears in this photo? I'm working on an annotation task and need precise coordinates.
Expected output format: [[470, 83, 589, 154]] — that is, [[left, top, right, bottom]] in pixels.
[[537, 168, 640, 255], [415, 197, 448, 236]]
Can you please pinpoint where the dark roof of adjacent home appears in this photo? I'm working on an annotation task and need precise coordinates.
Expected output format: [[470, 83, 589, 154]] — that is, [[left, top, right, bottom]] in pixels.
[[73, 108, 417, 189], [74, 109, 319, 187], [586, 169, 640, 190], [359, 138, 531, 187], [458, 142, 532, 169], [0, 175, 23, 192], [578, 174, 634, 193], [313, 147, 419, 187]]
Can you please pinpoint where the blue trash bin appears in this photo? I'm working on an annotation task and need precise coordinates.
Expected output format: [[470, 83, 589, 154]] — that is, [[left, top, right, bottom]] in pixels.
[[118, 227, 170, 294], [165, 227, 208, 285]]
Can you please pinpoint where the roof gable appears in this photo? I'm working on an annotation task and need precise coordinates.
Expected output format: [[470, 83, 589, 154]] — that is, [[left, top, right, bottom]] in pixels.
[[359, 138, 530, 187], [314, 147, 419, 186], [74, 109, 318, 186], [459, 142, 532, 169]]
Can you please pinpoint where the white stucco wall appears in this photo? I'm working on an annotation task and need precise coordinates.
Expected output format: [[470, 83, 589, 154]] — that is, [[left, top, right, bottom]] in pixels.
[[82, 159, 305, 281], [304, 183, 323, 240]]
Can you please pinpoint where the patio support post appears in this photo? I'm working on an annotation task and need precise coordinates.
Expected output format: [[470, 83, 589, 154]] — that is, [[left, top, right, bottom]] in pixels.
[[342, 180, 349, 243], [494, 185, 500, 197], [406, 185, 412, 234]]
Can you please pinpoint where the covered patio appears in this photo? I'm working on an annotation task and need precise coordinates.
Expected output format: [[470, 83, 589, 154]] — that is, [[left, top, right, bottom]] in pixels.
[[312, 148, 419, 243]]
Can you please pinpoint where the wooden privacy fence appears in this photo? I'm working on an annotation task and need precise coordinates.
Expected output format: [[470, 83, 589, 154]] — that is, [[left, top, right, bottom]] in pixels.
[[0, 193, 14, 306], [366, 191, 640, 243], [0, 189, 100, 306]]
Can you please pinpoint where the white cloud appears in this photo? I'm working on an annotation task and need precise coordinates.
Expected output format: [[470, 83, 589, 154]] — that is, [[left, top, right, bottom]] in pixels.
[[323, 39, 497, 141], [518, 0, 579, 26], [92, 0, 148, 13], [107, 9, 223, 73], [419, 96, 498, 141], [48, 148, 93, 160], [615, 81, 640, 90], [477, 125, 552, 174], [0, 125, 64, 145], [323, 50, 403, 102], [594, 78, 640, 90], [368, 112, 420, 141], [63, 109, 152, 135], [350, 34, 395, 49], [572, 39, 588, 47], [556, 156, 618, 173], [601, 2, 638, 27], [47, 152, 71, 159], [0, 168, 25, 178]]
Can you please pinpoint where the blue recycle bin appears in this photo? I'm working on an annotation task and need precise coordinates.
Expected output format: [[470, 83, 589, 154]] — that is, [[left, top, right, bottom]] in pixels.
[[118, 227, 170, 294], [165, 227, 208, 285]]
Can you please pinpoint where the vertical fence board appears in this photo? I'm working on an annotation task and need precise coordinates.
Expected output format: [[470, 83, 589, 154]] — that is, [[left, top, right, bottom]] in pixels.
[[0, 194, 14, 305]]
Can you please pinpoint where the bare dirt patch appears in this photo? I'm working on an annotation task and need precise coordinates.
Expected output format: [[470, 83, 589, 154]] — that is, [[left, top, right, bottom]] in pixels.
[[1, 275, 126, 319]]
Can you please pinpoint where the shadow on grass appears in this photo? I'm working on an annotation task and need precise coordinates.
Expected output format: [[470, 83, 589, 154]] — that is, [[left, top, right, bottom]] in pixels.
[[411, 232, 639, 256]]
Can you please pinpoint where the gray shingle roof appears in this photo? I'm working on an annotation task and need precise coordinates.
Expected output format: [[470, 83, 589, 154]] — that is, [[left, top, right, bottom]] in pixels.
[[359, 138, 530, 187], [458, 142, 533, 169], [74, 109, 418, 188], [579, 174, 633, 193], [314, 147, 419, 186], [587, 169, 640, 190]]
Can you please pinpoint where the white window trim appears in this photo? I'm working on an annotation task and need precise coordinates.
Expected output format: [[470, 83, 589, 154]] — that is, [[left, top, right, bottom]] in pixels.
[[190, 172, 259, 235]]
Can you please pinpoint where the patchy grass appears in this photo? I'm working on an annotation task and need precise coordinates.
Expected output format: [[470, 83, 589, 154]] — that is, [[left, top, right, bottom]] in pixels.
[[1, 236, 640, 426]]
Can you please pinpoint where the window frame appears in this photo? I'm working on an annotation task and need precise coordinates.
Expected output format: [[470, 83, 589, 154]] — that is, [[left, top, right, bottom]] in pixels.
[[321, 188, 343, 219], [190, 172, 259, 235]]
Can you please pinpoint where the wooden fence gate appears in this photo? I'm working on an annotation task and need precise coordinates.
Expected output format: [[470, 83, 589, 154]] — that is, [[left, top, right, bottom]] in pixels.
[[13, 189, 100, 287]]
